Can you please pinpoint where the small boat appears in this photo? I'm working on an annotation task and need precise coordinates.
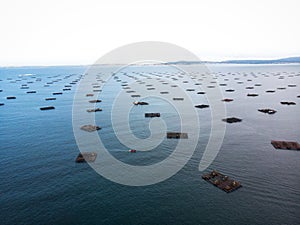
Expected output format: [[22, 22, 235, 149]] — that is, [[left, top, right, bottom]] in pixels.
[[129, 149, 137, 153]]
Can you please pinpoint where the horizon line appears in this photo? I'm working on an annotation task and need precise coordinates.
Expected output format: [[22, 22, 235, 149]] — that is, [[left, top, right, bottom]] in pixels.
[[1, 55, 300, 68]]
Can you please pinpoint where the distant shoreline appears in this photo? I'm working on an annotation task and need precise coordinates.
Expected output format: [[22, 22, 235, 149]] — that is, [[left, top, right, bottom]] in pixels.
[[1, 56, 300, 68]]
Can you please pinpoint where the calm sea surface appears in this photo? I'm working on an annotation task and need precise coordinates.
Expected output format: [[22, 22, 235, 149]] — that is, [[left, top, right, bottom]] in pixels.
[[0, 64, 299, 225]]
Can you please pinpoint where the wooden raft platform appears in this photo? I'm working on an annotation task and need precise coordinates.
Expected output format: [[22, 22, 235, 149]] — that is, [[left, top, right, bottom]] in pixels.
[[145, 113, 160, 118], [202, 170, 242, 193], [167, 132, 188, 139], [271, 140, 300, 150], [75, 152, 97, 163]]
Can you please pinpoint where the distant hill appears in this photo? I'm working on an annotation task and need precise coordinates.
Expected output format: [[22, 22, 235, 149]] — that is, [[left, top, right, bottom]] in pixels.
[[165, 56, 300, 65], [222, 57, 300, 64]]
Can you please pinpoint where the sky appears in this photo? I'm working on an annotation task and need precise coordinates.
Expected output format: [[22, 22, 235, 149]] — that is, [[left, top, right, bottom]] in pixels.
[[0, 0, 299, 66]]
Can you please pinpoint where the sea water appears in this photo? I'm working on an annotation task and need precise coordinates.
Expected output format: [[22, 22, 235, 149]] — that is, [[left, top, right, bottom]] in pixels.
[[0, 64, 299, 225]]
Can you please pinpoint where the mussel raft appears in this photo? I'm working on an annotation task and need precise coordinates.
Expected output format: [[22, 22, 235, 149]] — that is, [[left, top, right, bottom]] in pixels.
[[202, 170, 242, 193]]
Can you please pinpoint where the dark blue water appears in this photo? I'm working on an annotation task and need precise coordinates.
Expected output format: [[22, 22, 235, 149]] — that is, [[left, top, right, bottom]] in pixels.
[[0, 64, 299, 225]]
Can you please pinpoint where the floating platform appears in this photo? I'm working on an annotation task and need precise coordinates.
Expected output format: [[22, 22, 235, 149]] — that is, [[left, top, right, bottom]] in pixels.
[[222, 98, 233, 102], [40, 106, 55, 110], [173, 97, 184, 101], [87, 108, 102, 112], [75, 152, 97, 163], [89, 100, 102, 103], [281, 101, 296, 105], [195, 104, 209, 109], [222, 117, 242, 123], [145, 113, 160, 118], [45, 97, 56, 101], [271, 140, 300, 150], [167, 132, 188, 139], [247, 93, 259, 97], [80, 125, 101, 132], [133, 101, 149, 105], [258, 109, 277, 114], [202, 170, 242, 193]]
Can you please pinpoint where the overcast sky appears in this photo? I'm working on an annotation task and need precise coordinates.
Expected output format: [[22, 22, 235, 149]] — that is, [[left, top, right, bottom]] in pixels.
[[0, 0, 299, 66]]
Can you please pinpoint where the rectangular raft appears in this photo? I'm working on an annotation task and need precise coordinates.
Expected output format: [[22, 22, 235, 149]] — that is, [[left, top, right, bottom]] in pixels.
[[271, 140, 300, 151], [202, 170, 242, 193], [75, 152, 97, 163], [145, 113, 160, 118], [167, 132, 188, 139]]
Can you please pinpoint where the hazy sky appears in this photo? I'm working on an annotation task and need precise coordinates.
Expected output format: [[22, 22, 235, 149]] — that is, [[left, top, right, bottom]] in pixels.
[[0, 0, 299, 66]]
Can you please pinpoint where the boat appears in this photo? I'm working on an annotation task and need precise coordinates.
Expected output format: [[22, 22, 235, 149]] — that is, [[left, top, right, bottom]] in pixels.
[[129, 149, 137, 153]]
